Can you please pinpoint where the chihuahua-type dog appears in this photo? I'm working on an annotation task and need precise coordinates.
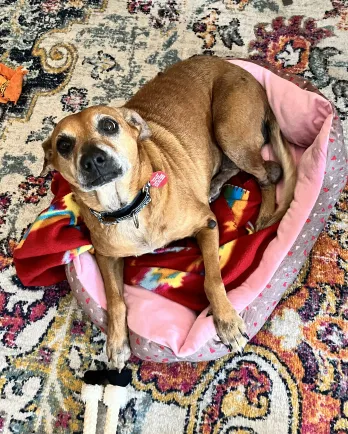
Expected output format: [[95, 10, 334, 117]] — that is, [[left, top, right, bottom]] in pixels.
[[41, 56, 296, 369]]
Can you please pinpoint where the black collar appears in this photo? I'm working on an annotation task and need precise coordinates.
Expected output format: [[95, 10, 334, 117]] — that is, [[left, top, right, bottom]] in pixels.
[[89, 182, 151, 228]]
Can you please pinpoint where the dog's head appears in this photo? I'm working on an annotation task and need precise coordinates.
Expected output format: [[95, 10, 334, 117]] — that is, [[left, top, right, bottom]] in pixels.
[[41, 106, 151, 192]]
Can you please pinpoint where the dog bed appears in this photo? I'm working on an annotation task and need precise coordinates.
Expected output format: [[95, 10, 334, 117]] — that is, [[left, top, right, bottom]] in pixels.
[[64, 59, 347, 362], [14, 58, 347, 363]]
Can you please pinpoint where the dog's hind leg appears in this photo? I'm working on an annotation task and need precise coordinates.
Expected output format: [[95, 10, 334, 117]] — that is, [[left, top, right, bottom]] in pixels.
[[219, 147, 276, 231], [212, 73, 278, 230]]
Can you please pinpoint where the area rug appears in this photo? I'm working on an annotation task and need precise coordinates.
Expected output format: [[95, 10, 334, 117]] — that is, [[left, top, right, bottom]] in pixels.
[[0, 1, 347, 433]]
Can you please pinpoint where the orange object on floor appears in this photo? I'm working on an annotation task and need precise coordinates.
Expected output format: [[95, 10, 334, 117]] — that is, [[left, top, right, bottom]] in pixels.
[[0, 63, 27, 104]]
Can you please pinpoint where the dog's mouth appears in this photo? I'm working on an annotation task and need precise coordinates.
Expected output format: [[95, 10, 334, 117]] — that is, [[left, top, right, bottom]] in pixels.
[[80, 169, 124, 191]]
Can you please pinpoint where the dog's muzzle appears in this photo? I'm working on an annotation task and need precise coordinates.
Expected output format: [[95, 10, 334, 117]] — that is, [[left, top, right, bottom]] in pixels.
[[80, 146, 124, 189]]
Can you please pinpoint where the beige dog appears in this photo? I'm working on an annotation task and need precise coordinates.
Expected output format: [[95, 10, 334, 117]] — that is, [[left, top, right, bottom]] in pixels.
[[41, 56, 296, 369]]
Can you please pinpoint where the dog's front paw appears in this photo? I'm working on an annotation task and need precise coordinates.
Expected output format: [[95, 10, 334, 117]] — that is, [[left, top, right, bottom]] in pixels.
[[213, 306, 248, 354], [106, 336, 131, 371]]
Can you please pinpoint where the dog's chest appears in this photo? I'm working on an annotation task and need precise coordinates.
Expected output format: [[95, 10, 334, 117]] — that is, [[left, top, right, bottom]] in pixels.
[[85, 196, 204, 258], [91, 220, 164, 257]]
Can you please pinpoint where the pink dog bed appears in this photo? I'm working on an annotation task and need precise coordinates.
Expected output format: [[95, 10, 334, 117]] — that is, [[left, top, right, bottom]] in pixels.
[[66, 59, 347, 362]]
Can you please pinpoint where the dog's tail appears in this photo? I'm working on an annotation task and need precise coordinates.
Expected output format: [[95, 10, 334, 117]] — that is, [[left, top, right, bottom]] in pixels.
[[266, 112, 297, 227]]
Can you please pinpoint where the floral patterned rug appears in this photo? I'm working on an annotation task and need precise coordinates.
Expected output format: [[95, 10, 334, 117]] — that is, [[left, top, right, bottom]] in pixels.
[[0, 1, 347, 433]]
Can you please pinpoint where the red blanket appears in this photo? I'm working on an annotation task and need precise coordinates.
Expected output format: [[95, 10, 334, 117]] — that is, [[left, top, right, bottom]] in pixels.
[[13, 172, 278, 311]]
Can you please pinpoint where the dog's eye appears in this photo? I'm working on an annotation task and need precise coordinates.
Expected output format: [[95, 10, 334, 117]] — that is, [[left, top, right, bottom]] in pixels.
[[100, 118, 118, 134], [57, 138, 74, 156]]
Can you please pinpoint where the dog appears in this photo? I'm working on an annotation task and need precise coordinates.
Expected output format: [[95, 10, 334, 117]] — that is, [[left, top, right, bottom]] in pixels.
[[41, 56, 296, 369]]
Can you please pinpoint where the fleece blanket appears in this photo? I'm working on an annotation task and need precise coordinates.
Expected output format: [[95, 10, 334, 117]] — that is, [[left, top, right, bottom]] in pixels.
[[13, 171, 278, 311]]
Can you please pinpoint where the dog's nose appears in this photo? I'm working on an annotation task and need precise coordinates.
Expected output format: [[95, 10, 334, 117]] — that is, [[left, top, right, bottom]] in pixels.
[[80, 148, 108, 173], [79, 146, 124, 188]]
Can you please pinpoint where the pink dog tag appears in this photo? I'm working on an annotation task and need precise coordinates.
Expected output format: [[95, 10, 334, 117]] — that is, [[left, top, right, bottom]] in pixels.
[[150, 171, 168, 188]]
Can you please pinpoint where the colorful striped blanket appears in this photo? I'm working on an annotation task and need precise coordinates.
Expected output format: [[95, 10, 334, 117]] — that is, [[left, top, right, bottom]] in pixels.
[[14, 172, 278, 311]]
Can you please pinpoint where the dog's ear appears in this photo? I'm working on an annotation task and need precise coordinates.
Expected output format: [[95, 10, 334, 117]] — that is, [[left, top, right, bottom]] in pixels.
[[40, 137, 54, 177], [119, 108, 151, 141]]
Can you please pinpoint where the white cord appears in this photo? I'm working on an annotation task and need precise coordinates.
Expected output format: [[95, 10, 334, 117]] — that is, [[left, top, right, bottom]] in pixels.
[[103, 385, 127, 434], [81, 384, 104, 434]]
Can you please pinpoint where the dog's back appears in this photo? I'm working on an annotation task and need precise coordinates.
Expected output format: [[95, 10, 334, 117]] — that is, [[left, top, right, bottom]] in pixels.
[[126, 56, 267, 152], [126, 56, 295, 229], [125, 56, 270, 198]]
